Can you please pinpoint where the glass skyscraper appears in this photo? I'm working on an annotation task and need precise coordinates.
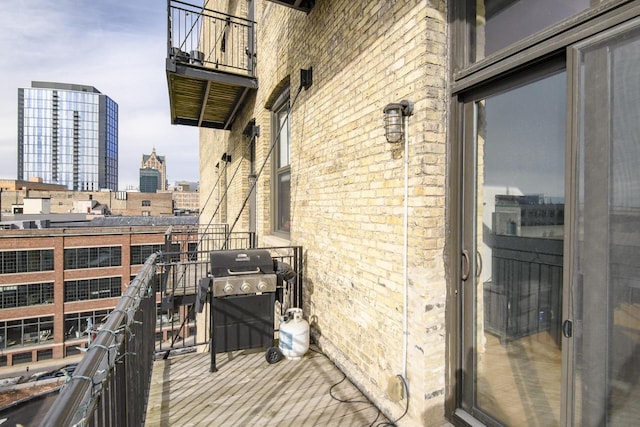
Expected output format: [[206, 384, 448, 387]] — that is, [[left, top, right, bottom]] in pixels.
[[18, 81, 118, 191], [139, 167, 161, 193]]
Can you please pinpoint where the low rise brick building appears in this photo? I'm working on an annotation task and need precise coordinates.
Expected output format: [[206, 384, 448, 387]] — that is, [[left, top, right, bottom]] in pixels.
[[0, 217, 197, 367]]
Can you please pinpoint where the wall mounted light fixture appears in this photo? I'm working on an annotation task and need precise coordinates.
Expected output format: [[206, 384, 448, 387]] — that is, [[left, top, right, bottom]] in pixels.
[[382, 99, 415, 390], [383, 100, 414, 143], [243, 119, 260, 139], [300, 67, 313, 90]]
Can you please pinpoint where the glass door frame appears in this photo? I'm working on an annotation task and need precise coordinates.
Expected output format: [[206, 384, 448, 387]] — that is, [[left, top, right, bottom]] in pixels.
[[455, 59, 570, 426], [567, 16, 640, 425], [448, 9, 640, 425]]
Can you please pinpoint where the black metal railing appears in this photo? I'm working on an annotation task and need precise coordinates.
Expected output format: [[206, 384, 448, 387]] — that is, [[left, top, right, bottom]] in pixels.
[[155, 226, 257, 353], [164, 224, 258, 256], [167, 0, 256, 76], [40, 225, 304, 425], [266, 245, 305, 311], [156, 237, 303, 352], [40, 253, 160, 426]]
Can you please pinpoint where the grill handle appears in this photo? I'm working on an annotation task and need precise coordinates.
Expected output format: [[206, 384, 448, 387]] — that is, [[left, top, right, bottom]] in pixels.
[[227, 268, 261, 275]]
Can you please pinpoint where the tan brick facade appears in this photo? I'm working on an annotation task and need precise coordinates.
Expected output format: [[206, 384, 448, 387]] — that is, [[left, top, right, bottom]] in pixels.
[[169, 189, 199, 213], [198, 1, 449, 425]]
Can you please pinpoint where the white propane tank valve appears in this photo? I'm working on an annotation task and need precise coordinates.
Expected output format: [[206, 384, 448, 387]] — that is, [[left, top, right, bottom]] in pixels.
[[278, 308, 309, 360]]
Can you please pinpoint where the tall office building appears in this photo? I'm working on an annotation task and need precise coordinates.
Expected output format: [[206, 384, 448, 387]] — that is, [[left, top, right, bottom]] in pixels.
[[139, 167, 161, 193], [141, 148, 167, 191], [18, 81, 118, 191]]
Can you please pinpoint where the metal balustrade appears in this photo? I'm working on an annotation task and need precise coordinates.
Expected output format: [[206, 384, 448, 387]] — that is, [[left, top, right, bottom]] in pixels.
[[41, 225, 304, 425], [40, 253, 160, 426], [168, 0, 256, 76]]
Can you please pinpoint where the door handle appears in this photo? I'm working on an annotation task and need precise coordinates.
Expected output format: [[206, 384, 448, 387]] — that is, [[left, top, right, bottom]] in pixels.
[[461, 250, 470, 281], [563, 320, 573, 338], [476, 250, 483, 278]]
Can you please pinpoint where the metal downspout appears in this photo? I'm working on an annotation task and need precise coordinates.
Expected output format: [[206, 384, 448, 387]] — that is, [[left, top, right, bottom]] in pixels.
[[402, 115, 409, 381]]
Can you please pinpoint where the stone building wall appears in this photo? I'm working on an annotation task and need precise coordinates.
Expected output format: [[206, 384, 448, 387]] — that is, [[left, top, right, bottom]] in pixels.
[[198, 1, 449, 424]]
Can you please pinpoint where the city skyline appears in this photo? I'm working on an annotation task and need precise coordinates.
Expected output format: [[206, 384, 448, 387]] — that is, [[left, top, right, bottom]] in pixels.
[[0, 1, 200, 191]]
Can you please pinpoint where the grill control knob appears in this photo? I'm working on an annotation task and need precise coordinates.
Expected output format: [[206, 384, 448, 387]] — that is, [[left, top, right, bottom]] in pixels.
[[257, 281, 268, 292], [241, 282, 251, 293], [223, 283, 234, 294]]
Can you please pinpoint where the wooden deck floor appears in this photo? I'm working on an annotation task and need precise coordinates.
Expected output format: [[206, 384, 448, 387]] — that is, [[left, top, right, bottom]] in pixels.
[[145, 347, 389, 426]]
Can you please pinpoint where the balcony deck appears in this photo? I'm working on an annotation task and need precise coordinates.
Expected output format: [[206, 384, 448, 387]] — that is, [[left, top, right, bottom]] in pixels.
[[145, 347, 389, 426]]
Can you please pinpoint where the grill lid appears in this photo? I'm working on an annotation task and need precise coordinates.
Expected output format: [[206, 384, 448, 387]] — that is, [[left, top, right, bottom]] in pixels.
[[210, 249, 274, 277]]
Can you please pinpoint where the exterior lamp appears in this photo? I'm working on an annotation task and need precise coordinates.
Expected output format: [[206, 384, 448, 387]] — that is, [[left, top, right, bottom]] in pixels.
[[383, 99, 415, 384], [383, 100, 414, 143]]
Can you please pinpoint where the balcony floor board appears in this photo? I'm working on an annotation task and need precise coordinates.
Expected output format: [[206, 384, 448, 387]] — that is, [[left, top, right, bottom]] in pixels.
[[145, 346, 389, 426]]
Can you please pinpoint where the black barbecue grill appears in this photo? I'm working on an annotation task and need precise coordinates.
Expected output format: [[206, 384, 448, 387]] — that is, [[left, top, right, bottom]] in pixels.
[[208, 249, 278, 372]]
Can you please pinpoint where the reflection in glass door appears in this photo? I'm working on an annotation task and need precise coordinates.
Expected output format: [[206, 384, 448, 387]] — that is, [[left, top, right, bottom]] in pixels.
[[462, 71, 566, 425]]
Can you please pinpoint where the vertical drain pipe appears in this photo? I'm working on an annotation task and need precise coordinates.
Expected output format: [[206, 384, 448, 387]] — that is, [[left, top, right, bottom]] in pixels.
[[383, 100, 414, 389], [402, 112, 409, 381], [401, 103, 413, 383]]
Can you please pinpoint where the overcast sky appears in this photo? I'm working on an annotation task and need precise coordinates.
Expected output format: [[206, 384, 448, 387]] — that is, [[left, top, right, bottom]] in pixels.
[[0, 1, 199, 190]]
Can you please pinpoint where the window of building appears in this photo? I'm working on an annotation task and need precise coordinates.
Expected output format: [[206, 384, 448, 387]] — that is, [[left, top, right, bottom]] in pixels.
[[142, 200, 151, 206], [188, 242, 198, 261], [130, 244, 164, 265], [466, 0, 592, 64], [64, 246, 121, 269], [64, 309, 111, 341], [271, 88, 291, 235], [37, 349, 53, 361], [156, 303, 195, 327], [142, 211, 150, 216], [0, 283, 54, 308], [0, 249, 54, 274], [12, 352, 32, 365], [0, 316, 54, 349], [64, 277, 122, 302]]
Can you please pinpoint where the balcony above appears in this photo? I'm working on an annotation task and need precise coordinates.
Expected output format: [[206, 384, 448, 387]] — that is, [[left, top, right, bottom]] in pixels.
[[166, 1, 258, 129]]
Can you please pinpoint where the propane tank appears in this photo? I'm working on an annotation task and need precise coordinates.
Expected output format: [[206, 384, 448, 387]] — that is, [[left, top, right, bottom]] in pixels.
[[278, 308, 309, 360]]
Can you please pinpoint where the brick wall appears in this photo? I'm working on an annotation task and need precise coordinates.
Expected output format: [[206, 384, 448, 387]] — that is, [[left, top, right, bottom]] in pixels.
[[198, 1, 449, 424], [0, 229, 169, 366]]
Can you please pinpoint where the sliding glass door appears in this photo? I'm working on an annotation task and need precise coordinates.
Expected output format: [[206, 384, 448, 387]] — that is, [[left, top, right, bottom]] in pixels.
[[457, 17, 640, 426], [460, 68, 566, 426], [572, 19, 640, 426]]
